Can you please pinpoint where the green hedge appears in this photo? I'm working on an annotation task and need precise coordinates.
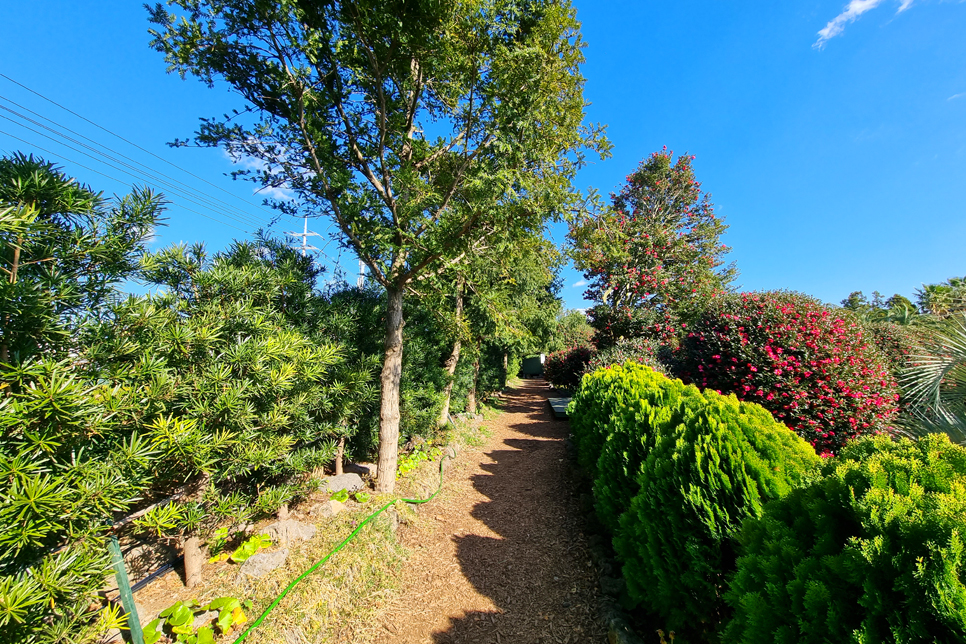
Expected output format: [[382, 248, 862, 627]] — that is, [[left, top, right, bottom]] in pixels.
[[569, 362, 820, 635], [724, 433, 966, 644]]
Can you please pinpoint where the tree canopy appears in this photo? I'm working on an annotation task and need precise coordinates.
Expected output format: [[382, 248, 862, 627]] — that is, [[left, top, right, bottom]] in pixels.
[[148, 0, 606, 490]]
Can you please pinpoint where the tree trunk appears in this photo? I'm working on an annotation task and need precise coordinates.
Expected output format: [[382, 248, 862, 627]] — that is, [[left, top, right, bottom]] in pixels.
[[375, 286, 405, 493], [439, 280, 464, 426], [502, 352, 509, 386], [183, 535, 203, 589], [467, 351, 481, 415], [335, 435, 346, 476]]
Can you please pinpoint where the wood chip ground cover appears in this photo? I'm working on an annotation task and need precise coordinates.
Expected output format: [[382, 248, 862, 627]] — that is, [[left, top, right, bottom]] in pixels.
[[373, 380, 607, 643]]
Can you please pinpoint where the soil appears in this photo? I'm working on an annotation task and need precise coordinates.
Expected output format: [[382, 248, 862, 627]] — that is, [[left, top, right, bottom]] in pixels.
[[374, 379, 608, 644]]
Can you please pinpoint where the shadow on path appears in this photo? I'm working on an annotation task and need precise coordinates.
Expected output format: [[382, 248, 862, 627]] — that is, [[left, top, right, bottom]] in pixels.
[[430, 380, 605, 643]]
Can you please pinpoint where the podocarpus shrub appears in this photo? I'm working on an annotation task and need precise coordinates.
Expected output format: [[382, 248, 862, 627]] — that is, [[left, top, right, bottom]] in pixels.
[[724, 433, 966, 644], [677, 291, 899, 454], [612, 385, 821, 633], [544, 345, 594, 390]]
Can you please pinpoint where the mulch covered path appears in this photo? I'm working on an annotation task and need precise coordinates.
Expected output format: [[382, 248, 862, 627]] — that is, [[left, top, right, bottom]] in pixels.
[[374, 379, 608, 644]]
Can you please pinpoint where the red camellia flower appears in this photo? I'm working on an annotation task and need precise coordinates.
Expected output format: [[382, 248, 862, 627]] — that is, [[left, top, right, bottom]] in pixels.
[[676, 291, 899, 454]]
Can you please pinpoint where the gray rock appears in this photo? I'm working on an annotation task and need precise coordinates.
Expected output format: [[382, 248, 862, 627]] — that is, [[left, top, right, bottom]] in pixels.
[[235, 548, 289, 582], [261, 519, 316, 546], [323, 473, 364, 494], [600, 575, 625, 598], [444, 445, 459, 459], [192, 610, 217, 630]]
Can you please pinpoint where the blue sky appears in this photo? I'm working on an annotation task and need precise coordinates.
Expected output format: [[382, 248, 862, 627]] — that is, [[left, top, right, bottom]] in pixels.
[[1, 1, 964, 309]]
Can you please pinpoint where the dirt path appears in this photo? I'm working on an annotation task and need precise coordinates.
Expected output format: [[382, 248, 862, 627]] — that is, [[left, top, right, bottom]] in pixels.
[[374, 379, 608, 644]]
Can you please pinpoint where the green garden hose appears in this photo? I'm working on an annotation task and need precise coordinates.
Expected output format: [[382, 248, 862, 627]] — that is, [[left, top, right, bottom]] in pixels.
[[230, 459, 447, 644]]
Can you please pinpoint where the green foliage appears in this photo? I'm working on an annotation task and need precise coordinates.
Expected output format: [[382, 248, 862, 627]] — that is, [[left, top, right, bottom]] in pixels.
[[229, 534, 272, 563], [330, 489, 349, 503], [396, 444, 442, 478], [916, 277, 966, 318], [571, 364, 820, 633], [677, 291, 899, 454], [148, 0, 607, 489], [0, 154, 164, 644], [544, 346, 595, 390], [91, 241, 353, 536], [0, 153, 161, 365], [552, 309, 595, 351], [617, 387, 820, 632], [901, 313, 966, 444], [149, 596, 250, 643], [725, 434, 966, 644]]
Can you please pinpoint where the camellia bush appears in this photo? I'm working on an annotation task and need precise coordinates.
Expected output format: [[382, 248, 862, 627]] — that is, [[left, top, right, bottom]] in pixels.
[[584, 337, 664, 377], [543, 345, 595, 390], [724, 433, 966, 644], [677, 291, 899, 454]]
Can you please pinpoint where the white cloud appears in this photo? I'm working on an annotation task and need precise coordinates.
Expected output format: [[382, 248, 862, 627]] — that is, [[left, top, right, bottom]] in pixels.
[[572, 279, 587, 288], [949, 92, 966, 101], [224, 149, 296, 201], [814, 0, 917, 49]]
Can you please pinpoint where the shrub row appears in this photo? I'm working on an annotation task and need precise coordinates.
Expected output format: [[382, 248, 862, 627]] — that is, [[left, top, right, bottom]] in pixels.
[[569, 363, 820, 633], [571, 362, 966, 642]]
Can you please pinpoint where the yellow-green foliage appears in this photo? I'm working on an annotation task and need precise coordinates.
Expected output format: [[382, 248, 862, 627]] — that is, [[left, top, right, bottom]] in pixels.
[[569, 363, 821, 635], [567, 363, 669, 481], [571, 363, 705, 534], [725, 433, 966, 644]]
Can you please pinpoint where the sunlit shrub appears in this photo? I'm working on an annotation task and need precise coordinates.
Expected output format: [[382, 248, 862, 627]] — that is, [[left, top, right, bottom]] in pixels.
[[677, 291, 899, 454], [725, 433, 966, 644]]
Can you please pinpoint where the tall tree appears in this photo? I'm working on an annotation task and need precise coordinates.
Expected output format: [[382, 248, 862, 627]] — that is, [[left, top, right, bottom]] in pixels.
[[568, 149, 734, 345], [148, 0, 606, 491]]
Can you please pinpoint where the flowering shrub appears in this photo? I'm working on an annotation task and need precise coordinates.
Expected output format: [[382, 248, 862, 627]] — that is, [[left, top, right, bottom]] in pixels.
[[584, 337, 664, 375], [586, 304, 679, 348], [543, 345, 595, 390], [677, 291, 899, 454]]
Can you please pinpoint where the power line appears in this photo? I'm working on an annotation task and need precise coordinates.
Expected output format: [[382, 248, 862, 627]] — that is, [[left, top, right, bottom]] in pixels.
[[0, 73, 280, 221], [0, 114, 268, 231], [0, 103, 266, 228], [0, 95, 267, 227], [0, 128, 248, 233]]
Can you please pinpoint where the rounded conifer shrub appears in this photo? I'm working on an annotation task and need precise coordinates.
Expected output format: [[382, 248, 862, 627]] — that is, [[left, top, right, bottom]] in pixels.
[[724, 433, 966, 644], [614, 387, 821, 634], [677, 291, 899, 454]]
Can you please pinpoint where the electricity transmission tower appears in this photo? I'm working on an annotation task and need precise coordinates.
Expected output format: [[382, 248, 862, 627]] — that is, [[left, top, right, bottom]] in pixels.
[[285, 216, 321, 257]]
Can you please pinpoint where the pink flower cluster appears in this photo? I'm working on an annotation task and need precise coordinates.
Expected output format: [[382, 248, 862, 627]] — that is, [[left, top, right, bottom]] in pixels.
[[678, 292, 899, 454]]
